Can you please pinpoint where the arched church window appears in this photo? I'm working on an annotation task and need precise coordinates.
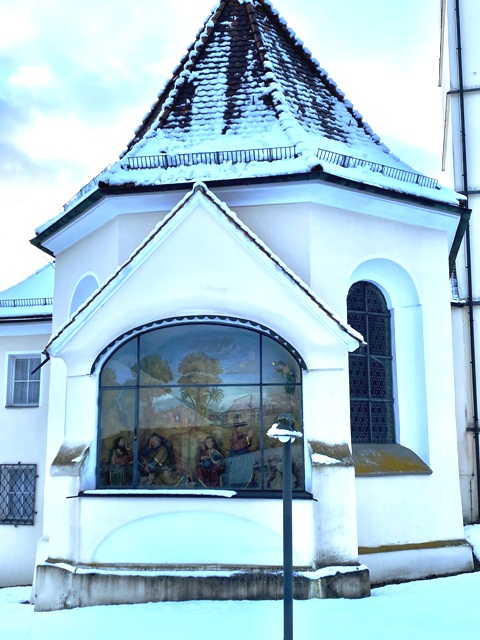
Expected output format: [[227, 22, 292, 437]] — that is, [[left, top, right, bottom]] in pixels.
[[97, 323, 304, 492], [347, 282, 395, 444]]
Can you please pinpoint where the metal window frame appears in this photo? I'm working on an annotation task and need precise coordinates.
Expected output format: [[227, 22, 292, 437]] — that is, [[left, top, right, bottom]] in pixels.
[[347, 282, 395, 444], [6, 354, 42, 407], [0, 464, 37, 526], [96, 322, 304, 493]]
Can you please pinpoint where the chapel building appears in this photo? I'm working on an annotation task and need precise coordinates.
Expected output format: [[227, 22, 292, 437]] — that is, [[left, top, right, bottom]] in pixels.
[[0, 0, 474, 609]]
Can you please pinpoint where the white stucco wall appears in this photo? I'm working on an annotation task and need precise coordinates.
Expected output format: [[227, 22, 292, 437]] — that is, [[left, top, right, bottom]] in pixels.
[[0, 325, 51, 587]]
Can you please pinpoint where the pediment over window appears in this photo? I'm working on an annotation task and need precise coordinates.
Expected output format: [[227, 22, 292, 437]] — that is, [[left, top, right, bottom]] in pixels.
[[45, 183, 363, 374]]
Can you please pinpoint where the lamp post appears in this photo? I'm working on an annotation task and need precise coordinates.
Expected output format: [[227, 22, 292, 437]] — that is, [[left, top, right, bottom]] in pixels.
[[267, 413, 303, 640]]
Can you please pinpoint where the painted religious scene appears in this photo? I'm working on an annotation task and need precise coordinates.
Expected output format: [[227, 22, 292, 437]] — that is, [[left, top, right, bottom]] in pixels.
[[98, 323, 304, 492]]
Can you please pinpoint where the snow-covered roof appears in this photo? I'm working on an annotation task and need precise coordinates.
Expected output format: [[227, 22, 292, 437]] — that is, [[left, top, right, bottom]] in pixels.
[[0, 264, 54, 320], [35, 0, 464, 242], [102, 0, 462, 205]]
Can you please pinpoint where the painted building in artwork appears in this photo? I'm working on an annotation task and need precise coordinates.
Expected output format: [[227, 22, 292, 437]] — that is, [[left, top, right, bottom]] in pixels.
[[1, 0, 475, 607], [440, 0, 480, 524], [0, 266, 53, 587]]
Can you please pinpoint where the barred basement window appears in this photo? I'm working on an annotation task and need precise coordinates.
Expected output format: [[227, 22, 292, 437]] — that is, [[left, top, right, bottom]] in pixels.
[[347, 282, 395, 443], [0, 464, 37, 525], [97, 322, 304, 492]]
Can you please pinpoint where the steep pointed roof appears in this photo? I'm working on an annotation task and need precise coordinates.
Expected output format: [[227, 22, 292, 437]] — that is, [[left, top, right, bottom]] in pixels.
[[35, 0, 464, 239], [96, 0, 460, 204], [122, 0, 379, 159]]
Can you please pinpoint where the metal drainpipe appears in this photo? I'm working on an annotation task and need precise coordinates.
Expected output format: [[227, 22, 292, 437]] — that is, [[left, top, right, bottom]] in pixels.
[[454, 0, 480, 521]]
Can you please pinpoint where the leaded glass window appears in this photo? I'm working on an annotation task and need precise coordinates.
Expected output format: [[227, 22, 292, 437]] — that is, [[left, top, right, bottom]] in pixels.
[[347, 282, 395, 443], [98, 324, 304, 492]]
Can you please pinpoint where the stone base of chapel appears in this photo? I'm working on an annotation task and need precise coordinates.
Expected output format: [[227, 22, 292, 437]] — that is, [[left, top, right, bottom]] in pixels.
[[33, 561, 371, 611]]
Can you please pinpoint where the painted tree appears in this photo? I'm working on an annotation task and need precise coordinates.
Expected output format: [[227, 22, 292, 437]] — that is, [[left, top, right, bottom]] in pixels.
[[178, 351, 224, 420], [133, 355, 174, 429]]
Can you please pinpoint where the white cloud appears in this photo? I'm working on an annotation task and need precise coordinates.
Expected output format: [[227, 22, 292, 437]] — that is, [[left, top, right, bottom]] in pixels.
[[0, 7, 36, 49], [9, 65, 55, 88]]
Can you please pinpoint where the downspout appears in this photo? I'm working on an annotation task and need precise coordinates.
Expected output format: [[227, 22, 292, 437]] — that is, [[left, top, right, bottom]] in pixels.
[[454, 0, 480, 520]]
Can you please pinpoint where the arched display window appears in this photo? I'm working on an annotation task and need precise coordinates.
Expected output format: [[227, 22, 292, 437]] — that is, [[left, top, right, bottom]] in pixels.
[[97, 322, 304, 492]]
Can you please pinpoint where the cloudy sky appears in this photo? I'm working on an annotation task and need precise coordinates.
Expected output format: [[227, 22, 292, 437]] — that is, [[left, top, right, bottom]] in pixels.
[[0, 0, 445, 291]]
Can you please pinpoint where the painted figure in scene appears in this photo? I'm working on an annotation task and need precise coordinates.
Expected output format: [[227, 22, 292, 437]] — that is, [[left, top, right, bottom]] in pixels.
[[108, 436, 132, 487], [139, 433, 186, 487], [195, 436, 226, 488], [223, 421, 255, 489]]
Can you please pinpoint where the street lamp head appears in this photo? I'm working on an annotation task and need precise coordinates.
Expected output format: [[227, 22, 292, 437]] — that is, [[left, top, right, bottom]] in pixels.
[[277, 413, 295, 431], [267, 413, 302, 443]]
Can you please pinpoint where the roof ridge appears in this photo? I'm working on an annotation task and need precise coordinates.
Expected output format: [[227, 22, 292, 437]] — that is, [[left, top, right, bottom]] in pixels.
[[243, 1, 319, 163]]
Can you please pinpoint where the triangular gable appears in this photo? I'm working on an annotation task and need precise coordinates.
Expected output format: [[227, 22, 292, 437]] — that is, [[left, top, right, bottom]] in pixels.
[[45, 182, 363, 361]]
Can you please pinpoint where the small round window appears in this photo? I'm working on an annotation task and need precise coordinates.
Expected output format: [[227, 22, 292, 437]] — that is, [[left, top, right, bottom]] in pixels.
[[98, 323, 304, 492]]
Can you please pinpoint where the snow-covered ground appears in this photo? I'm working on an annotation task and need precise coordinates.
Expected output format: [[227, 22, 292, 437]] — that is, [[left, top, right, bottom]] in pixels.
[[3, 526, 480, 640]]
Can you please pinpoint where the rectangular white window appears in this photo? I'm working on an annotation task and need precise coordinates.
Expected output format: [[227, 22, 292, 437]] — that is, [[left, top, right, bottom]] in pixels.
[[7, 355, 41, 407], [0, 464, 37, 525]]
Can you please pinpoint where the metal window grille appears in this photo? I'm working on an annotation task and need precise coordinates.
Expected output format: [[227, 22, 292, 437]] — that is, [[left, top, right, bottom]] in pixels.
[[0, 464, 37, 525], [347, 282, 395, 444]]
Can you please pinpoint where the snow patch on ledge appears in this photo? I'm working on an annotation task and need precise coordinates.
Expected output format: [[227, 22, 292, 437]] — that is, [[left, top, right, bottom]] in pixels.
[[81, 489, 237, 498], [298, 564, 369, 580], [41, 561, 367, 580], [311, 453, 341, 465]]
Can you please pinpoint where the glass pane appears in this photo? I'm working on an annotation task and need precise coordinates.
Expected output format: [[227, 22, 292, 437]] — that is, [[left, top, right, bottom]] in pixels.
[[14, 359, 29, 381], [30, 359, 41, 381], [368, 315, 391, 356], [366, 284, 387, 313], [349, 354, 368, 398], [263, 386, 303, 491], [27, 381, 40, 405], [139, 325, 261, 386], [350, 400, 370, 443], [13, 382, 27, 405], [100, 339, 138, 387], [347, 312, 366, 337], [262, 336, 301, 387], [220, 387, 261, 490], [8, 468, 23, 492], [371, 401, 395, 443], [370, 358, 393, 398], [347, 282, 365, 311], [98, 389, 135, 488]]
